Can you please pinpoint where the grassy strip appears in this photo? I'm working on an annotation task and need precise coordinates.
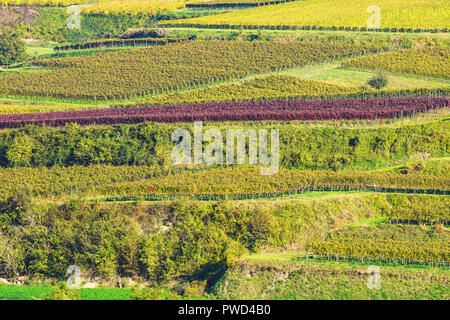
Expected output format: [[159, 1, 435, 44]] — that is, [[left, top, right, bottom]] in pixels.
[[0, 284, 131, 300]]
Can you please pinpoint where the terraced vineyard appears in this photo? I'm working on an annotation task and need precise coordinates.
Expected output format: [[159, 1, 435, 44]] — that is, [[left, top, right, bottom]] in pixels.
[[0, 41, 379, 100], [306, 238, 449, 265], [343, 46, 450, 79], [186, 0, 296, 8], [0, 165, 449, 200], [83, 0, 186, 15], [217, 254, 450, 299], [303, 220, 450, 265], [0, 103, 101, 114], [1, 96, 449, 128], [129, 73, 450, 107], [0, 0, 448, 302], [161, 0, 450, 31], [53, 37, 189, 51], [385, 194, 450, 224], [135, 75, 369, 106]]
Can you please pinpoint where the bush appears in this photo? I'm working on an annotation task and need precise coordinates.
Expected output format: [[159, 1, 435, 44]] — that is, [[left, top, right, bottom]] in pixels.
[[367, 71, 389, 89], [0, 190, 31, 227], [131, 286, 181, 300], [38, 282, 81, 300], [0, 31, 28, 66], [183, 280, 208, 298], [0, 234, 24, 277]]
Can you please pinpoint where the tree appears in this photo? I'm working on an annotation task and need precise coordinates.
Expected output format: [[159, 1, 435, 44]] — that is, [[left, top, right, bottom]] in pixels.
[[6, 133, 34, 167], [0, 31, 28, 66], [367, 71, 389, 89]]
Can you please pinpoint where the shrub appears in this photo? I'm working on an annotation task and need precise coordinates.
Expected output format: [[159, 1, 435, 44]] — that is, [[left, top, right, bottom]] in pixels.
[[131, 286, 181, 300], [367, 71, 389, 89], [0, 31, 28, 66], [38, 282, 81, 300], [182, 280, 208, 298], [0, 234, 24, 277]]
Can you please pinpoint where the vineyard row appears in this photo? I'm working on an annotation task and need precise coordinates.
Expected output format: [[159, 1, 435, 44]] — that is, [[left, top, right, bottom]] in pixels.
[[1, 86, 448, 110], [300, 252, 450, 268], [305, 239, 449, 264], [2, 166, 449, 200], [342, 47, 450, 79], [0, 97, 447, 128], [159, 23, 449, 34], [186, 0, 297, 9], [388, 219, 449, 226], [100, 185, 450, 202], [53, 37, 191, 51], [161, 0, 449, 33]]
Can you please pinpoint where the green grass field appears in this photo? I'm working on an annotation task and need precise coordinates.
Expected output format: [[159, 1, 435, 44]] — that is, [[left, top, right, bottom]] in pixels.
[[0, 285, 132, 300], [25, 45, 54, 58]]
